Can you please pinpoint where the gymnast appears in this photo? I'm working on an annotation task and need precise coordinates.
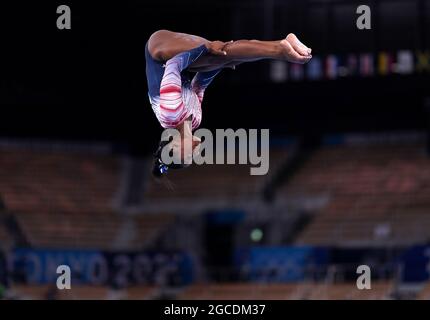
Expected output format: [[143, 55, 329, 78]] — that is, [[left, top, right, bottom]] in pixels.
[[145, 30, 312, 177]]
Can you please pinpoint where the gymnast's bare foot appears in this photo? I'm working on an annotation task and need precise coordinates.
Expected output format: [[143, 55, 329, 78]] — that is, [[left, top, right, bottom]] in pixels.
[[279, 33, 312, 64]]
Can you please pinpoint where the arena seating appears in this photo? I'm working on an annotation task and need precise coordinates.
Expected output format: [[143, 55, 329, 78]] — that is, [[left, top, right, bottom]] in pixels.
[[133, 214, 175, 248], [1, 139, 428, 300], [13, 210, 174, 249], [9, 285, 52, 300], [143, 148, 290, 203], [178, 283, 296, 300], [0, 221, 13, 249], [302, 281, 394, 300], [178, 281, 394, 300], [0, 148, 174, 249], [9, 285, 157, 300], [417, 282, 430, 300], [14, 211, 122, 249], [0, 148, 119, 249], [123, 286, 158, 300], [0, 149, 119, 215], [7, 281, 396, 300], [279, 142, 430, 246]]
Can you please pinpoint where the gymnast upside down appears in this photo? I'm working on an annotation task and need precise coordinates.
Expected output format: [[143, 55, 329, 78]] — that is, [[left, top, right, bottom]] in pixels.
[[145, 30, 312, 177]]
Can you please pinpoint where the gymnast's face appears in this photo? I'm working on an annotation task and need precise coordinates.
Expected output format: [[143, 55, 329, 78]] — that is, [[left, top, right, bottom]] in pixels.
[[167, 117, 201, 165], [169, 134, 201, 166]]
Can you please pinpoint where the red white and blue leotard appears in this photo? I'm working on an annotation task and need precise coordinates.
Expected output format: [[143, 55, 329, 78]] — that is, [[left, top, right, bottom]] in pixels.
[[145, 43, 222, 130]]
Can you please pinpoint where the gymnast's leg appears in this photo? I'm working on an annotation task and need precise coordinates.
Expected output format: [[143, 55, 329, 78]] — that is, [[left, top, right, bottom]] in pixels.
[[147, 30, 312, 71]]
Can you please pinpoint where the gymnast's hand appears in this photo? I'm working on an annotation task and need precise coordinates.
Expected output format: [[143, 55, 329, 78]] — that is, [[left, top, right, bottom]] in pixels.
[[205, 41, 229, 56], [280, 33, 313, 64]]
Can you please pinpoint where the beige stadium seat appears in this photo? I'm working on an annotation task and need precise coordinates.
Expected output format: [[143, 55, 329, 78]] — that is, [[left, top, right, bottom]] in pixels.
[[277, 143, 430, 246], [416, 282, 430, 300], [124, 286, 157, 300], [10, 285, 51, 300], [56, 286, 109, 300], [179, 283, 298, 300]]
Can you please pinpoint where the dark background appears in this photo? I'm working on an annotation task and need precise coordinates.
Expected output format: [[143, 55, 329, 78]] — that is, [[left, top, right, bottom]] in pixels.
[[1, 0, 429, 153]]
